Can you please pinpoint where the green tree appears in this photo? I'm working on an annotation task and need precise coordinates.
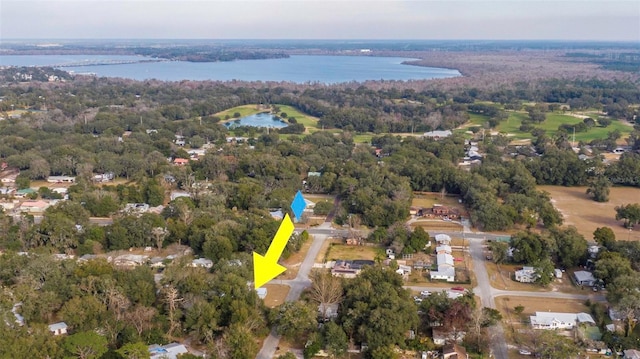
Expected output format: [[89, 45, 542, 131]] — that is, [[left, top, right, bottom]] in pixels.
[[274, 301, 317, 341], [223, 324, 259, 359], [615, 203, 640, 228], [587, 175, 611, 202], [323, 321, 348, 359], [551, 226, 588, 268], [534, 257, 556, 286], [62, 331, 108, 359], [116, 342, 150, 359], [60, 296, 108, 332], [595, 252, 633, 284], [593, 227, 616, 251], [340, 266, 418, 353], [488, 241, 509, 264]]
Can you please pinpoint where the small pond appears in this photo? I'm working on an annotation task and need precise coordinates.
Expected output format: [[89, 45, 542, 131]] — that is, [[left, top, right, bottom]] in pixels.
[[224, 112, 288, 128]]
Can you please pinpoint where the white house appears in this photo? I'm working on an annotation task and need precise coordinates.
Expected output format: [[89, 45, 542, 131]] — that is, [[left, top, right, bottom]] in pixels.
[[48, 322, 68, 335], [47, 176, 75, 183], [423, 130, 453, 139], [435, 245, 452, 254], [435, 234, 451, 245], [148, 343, 189, 359], [256, 287, 267, 299], [190, 258, 213, 269], [514, 266, 538, 283], [430, 253, 455, 282], [530, 312, 595, 330]]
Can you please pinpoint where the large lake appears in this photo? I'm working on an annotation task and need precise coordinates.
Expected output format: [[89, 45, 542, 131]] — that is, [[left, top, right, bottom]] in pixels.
[[0, 54, 460, 83]]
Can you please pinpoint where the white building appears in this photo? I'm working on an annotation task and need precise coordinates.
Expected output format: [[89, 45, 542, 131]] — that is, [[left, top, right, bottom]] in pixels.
[[148, 343, 189, 359], [256, 287, 267, 299], [514, 266, 538, 283], [530, 312, 595, 330], [430, 253, 455, 282], [435, 234, 451, 245], [48, 322, 68, 335], [191, 258, 213, 269]]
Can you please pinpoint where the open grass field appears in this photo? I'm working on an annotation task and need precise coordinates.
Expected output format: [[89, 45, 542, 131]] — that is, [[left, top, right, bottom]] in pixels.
[[214, 104, 320, 131], [539, 185, 640, 241], [497, 112, 632, 141], [412, 192, 465, 210], [214, 104, 265, 119], [324, 243, 382, 262]]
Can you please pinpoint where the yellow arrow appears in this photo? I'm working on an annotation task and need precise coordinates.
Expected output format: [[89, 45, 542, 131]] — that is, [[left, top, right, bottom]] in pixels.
[[253, 213, 295, 288]]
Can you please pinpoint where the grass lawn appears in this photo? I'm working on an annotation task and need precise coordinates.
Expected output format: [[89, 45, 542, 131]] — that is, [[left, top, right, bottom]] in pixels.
[[539, 185, 640, 241], [496, 111, 633, 141], [275, 104, 320, 130], [214, 104, 320, 131], [324, 243, 382, 262], [412, 192, 465, 210], [485, 262, 586, 294], [352, 133, 374, 143], [214, 104, 265, 119]]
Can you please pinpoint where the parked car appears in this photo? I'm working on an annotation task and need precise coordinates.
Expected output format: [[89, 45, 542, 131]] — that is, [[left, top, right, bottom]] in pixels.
[[414, 296, 423, 303], [451, 286, 465, 291], [519, 349, 532, 356], [420, 290, 431, 297]]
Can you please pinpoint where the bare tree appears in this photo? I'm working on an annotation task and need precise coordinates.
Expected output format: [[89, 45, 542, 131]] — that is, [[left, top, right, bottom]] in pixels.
[[127, 305, 157, 336], [162, 285, 184, 337], [151, 227, 167, 251], [308, 269, 343, 320]]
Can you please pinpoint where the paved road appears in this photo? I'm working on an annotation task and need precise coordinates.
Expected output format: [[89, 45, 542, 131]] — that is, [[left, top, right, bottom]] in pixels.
[[260, 222, 605, 359], [256, 222, 331, 359]]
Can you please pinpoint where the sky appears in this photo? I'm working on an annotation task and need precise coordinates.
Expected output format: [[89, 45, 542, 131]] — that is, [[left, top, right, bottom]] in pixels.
[[1, 0, 639, 41]]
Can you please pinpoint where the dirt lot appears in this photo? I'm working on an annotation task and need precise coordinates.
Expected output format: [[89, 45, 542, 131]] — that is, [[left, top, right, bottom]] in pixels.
[[279, 235, 314, 280], [410, 219, 464, 232], [324, 243, 382, 262], [539, 185, 640, 241], [262, 284, 289, 308]]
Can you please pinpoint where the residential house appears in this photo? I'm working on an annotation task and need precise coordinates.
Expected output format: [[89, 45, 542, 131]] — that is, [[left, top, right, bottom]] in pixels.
[[442, 344, 468, 359], [14, 188, 36, 198], [623, 349, 640, 359], [432, 328, 465, 346], [514, 266, 538, 283], [47, 176, 75, 183], [20, 200, 50, 214], [423, 130, 452, 139], [256, 287, 267, 299], [48, 322, 68, 335], [125, 203, 150, 214], [331, 260, 374, 278], [574, 271, 597, 287], [113, 254, 148, 267], [318, 303, 339, 319], [269, 209, 284, 220], [435, 234, 452, 245], [191, 258, 213, 269], [0, 187, 14, 196], [430, 253, 455, 282], [148, 343, 189, 359], [529, 312, 595, 330], [92, 172, 114, 182], [435, 245, 452, 255], [173, 158, 189, 166], [307, 171, 321, 177]]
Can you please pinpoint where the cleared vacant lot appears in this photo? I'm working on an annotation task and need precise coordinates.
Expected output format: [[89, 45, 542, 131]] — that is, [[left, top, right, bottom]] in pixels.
[[539, 185, 640, 241]]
